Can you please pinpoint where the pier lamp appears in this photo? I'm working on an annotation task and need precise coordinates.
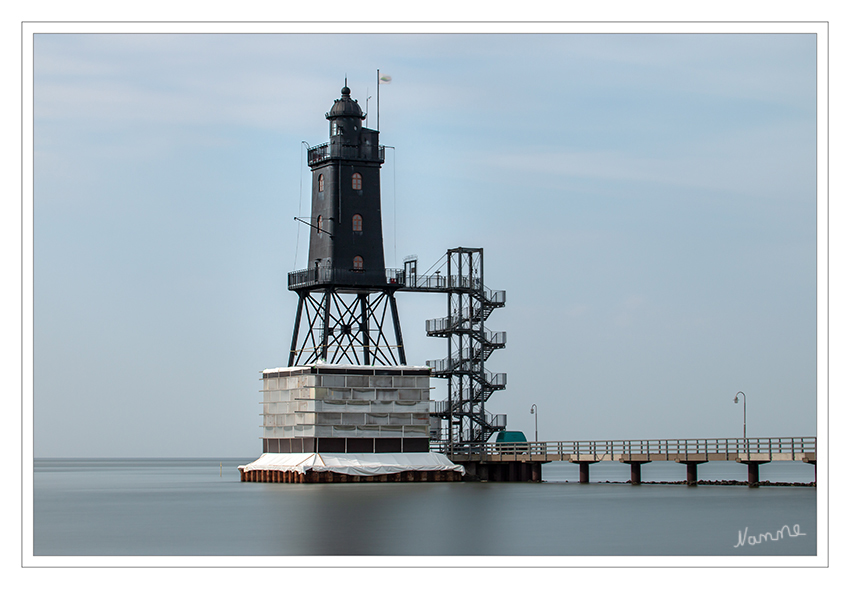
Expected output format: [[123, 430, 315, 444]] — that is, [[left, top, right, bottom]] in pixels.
[[530, 404, 538, 442], [734, 391, 747, 440]]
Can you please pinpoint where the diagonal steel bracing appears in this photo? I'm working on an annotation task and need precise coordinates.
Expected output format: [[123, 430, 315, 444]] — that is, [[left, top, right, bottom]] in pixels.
[[288, 289, 405, 366]]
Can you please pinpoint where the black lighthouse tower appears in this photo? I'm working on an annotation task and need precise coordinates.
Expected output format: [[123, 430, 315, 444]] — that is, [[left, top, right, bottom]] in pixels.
[[287, 85, 406, 366]]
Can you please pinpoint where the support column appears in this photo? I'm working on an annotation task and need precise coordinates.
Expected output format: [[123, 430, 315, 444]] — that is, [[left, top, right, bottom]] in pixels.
[[571, 459, 600, 483], [531, 463, 541, 482], [626, 462, 649, 485], [748, 463, 759, 487], [686, 462, 698, 486], [359, 293, 370, 366], [579, 462, 590, 483], [388, 291, 406, 364], [320, 288, 331, 362], [677, 460, 706, 486], [508, 461, 519, 482], [741, 461, 769, 487], [287, 293, 305, 366]]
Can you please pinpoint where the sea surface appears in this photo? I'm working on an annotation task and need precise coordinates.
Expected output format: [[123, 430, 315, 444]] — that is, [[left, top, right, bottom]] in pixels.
[[33, 458, 816, 557]]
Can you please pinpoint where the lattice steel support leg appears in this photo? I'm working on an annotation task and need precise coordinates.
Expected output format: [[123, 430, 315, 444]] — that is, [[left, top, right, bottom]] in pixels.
[[288, 293, 305, 367], [359, 293, 371, 366], [320, 288, 331, 362], [389, 291, 406, 365]]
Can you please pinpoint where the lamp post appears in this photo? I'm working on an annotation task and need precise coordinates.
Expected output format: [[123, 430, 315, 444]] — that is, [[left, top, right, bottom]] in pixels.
[[734, 391, 747, 440], [530, 404, 538, 443]]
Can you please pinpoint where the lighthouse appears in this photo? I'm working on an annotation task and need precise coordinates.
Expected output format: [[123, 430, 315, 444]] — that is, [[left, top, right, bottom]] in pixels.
[[287, 84, 406, 367], [307, 85, 387, 286], [238, 83, 465, 481]]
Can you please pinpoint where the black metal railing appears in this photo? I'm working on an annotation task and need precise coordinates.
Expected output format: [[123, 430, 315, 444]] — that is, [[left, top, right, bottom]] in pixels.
[[288, 267, 404, 290], [307, 142, 385, 165], [426, 354, 506, 386], [444, 437, 817, 461], [427, 414, 508, 450], [425, 317, 506, 345], [400, 274, 506, 303], [401, 274, 448, 291], [429, 400, 507, 421]]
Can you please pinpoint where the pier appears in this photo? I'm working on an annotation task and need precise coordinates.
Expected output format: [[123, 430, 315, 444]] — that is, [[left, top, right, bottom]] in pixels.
[[442, 436, 817, 486]]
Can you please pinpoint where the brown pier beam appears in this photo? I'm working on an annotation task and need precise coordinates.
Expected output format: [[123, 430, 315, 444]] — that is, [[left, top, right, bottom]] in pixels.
[[687, 463, 697, 485], [574, 461, 599, 483], [748, 463, 759, 487], [678, 461, 706, 486], [568, 458, 600, 483], [622, 461, 650, 485], [739, 461, 769, 487]]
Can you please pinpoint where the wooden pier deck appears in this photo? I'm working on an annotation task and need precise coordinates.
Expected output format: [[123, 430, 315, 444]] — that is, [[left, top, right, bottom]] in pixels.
[[443, 437, 817, 485]]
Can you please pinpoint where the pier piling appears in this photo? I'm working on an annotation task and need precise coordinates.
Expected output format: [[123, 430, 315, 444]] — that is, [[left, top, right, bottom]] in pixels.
[[748, 463, 759, 487], [630, 462, 645, 485], [579, 462, 590, 484]]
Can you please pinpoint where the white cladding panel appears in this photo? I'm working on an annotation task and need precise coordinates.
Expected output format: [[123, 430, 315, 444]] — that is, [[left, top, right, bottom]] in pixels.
[[260, 367, 431, 439]]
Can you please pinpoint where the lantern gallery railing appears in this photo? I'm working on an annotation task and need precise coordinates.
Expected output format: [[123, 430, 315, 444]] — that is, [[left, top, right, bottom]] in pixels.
[[288, 267, 405, 290], [307, 142, 385, 165], [287, 267, 512, 296]]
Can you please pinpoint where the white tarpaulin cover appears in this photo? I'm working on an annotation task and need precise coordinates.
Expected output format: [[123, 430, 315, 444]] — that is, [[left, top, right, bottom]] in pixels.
[[238, 453, 464, 477]]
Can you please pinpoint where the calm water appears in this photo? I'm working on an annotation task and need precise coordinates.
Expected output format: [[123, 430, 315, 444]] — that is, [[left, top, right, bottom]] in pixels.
[[33, 458, 816, 556]]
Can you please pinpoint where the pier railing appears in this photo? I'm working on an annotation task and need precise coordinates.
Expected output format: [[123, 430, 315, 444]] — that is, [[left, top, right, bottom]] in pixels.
[[443, 437, 817, 462]]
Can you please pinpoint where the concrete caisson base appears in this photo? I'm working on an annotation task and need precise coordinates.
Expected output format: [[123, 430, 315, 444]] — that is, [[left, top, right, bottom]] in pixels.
[[239, 469, 463, 484], [237, 452, 465, 484]]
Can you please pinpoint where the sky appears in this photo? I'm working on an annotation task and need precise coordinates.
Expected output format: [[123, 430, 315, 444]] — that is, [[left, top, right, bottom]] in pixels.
[[31, 31, 819, 458]]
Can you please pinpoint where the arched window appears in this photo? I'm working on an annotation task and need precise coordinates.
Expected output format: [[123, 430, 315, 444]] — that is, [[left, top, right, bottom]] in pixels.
[[316, 215, 323, 235], [353, 256, 364, 270], [352, 172, 362, 190], [318, 174, 324, 192], [352, 214, 363, 232]]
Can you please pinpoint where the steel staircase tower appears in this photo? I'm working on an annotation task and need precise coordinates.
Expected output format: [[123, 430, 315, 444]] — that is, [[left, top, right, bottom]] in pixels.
[[422, 248, 507, 446]]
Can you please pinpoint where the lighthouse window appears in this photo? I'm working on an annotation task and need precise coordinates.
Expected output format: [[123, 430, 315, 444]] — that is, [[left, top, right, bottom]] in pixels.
[[353, 256, 364, 270], [317, 215, 323, 235], [332, 122, 341, 136], [352, 172, 362, 190], [352, 214, 363, 232], [318, 174, 324, 192]]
